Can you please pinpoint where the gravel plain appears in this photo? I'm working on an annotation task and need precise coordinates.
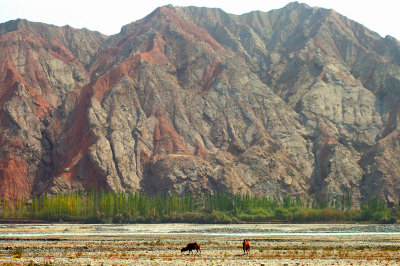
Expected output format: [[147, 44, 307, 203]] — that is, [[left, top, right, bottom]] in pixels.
[[1, 223, 400, 265]]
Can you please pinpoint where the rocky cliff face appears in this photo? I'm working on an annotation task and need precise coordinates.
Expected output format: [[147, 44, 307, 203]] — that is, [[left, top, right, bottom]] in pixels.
[[1, 3, 400, 206]]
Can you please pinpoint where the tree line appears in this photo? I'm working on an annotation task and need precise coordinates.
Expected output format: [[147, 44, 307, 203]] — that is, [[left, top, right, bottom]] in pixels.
[[0, 190, 398, 223]]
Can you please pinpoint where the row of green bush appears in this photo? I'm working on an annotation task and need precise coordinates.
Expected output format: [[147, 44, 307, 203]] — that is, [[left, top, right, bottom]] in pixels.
[[0, 191, 398, 223]]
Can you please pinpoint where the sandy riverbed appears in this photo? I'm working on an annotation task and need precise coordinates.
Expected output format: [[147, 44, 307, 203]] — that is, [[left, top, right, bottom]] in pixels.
[[0, 224, 399, 265]]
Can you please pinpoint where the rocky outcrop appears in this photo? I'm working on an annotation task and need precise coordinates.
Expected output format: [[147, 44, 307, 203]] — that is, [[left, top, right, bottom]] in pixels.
[[0, 19, 107, 198], [1, 3, 400, 206]]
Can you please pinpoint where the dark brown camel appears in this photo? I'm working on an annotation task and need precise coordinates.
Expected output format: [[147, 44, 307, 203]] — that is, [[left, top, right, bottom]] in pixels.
[[181, 242, 201, 254]]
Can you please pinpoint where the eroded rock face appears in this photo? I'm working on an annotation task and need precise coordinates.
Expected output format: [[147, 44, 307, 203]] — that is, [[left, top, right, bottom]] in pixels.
[[0, 3, 400, 206]]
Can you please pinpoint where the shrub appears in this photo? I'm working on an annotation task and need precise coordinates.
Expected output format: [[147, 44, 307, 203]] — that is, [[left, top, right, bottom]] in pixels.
[[112, 213, 123, 223]]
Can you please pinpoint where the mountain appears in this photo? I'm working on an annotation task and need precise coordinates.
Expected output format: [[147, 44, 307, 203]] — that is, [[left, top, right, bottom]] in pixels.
[[1, 2, 399, 206]]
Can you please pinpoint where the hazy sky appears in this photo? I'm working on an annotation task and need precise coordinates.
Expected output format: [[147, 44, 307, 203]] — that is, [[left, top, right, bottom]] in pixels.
[[1, 0, 399, 40]]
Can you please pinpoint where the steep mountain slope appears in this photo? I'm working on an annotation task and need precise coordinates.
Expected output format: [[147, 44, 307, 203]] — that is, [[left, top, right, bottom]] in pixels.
[[0, 19, 107, 198], [0, 3, 399, 206]]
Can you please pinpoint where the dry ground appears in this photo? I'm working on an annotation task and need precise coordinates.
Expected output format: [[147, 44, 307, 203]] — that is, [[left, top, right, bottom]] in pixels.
[[1, 227, 400, 265]]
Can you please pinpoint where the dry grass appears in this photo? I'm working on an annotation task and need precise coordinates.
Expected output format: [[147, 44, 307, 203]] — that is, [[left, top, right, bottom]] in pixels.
[[1, 233, 400, 265]]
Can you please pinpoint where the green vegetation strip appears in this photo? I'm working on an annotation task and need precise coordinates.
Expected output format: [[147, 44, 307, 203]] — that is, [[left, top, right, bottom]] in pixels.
[[0, 191, 398, 223]]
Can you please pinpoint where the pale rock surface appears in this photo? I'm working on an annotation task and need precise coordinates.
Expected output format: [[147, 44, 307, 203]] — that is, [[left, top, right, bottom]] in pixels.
[[0, 3, 400, 206]]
